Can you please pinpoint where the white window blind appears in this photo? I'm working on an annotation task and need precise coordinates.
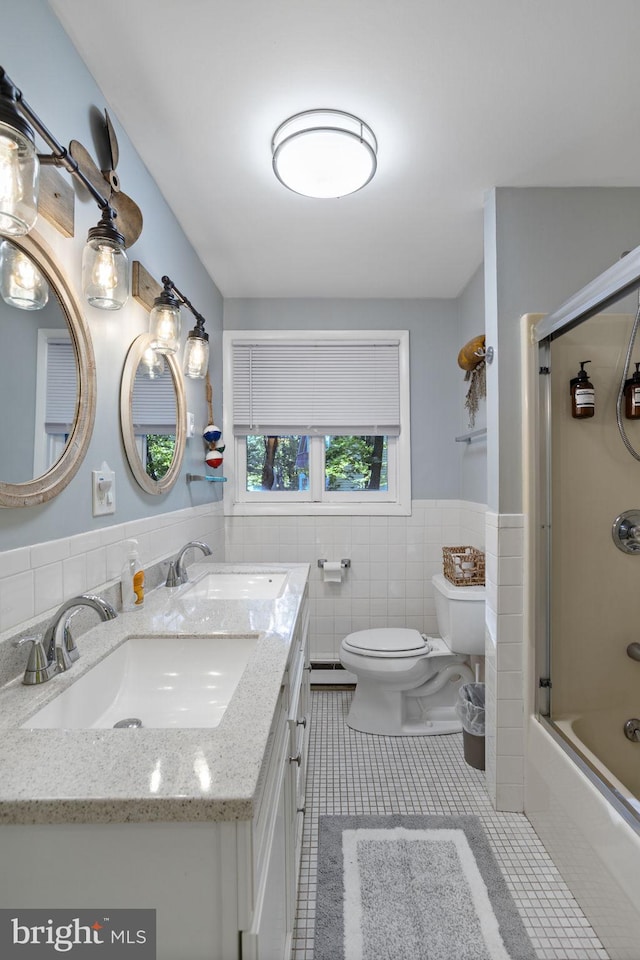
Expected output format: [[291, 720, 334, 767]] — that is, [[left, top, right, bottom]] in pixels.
[[232, 340, 401, 436], [45, 339, 77, 433], [132, 367, 177, 435]]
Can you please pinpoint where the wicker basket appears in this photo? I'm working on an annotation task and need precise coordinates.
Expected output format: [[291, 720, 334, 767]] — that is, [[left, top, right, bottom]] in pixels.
[[442, 546, 485, 586]]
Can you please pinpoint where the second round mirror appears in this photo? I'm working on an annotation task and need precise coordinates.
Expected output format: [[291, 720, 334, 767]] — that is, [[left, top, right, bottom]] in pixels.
[[120, 334, 186, 494]]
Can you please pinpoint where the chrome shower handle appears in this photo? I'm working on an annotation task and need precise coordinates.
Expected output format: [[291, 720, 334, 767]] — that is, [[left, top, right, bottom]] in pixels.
[[612, 510, 640, 553]]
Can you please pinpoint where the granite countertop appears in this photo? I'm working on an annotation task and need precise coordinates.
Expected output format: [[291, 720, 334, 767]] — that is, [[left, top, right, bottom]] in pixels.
[[0, 562, 309, 826]]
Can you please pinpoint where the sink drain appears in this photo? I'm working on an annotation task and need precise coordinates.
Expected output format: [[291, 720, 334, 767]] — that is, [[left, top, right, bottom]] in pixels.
[[113, 717, 143, 729]]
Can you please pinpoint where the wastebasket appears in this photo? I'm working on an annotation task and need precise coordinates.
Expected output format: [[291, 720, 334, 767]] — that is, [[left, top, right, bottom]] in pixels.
[[456, 682, 485, 771]]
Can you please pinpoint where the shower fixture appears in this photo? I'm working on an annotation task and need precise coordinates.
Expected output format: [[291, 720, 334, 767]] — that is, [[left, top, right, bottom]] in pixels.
[[626, 642, 640, 661], [611, 509, 640, 553], [623, 718, 640, 742]]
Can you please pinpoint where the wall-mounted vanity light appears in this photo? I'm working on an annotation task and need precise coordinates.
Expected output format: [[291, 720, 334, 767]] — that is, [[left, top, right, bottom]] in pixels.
[[149, 275, 209, 379], [149, 277, 181, 355], [0, 67, 130, 310], [0, 238, 48, 310]]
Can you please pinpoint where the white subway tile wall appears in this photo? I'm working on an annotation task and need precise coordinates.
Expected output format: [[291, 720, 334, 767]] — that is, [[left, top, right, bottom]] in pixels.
[[0, 503, 225, 641], [224, 500, 487, 661], [485, 511, 525, 813]]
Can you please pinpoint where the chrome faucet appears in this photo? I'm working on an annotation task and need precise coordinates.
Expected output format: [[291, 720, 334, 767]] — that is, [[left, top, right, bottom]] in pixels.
[[14, 594, 117, 685], [43, 594, 117, 677], [173, 540, 212, 584]]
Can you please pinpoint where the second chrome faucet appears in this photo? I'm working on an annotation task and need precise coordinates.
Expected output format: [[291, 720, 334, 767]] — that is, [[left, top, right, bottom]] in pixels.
[[167, 540, 212, 586]]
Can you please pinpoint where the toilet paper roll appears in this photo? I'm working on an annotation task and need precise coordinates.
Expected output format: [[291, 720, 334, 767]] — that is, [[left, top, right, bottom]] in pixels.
[[322, 561, 343, 583]]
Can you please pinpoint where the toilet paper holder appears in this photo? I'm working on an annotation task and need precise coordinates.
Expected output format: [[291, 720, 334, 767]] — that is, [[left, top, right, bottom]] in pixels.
[[317, 559, 351, 569]]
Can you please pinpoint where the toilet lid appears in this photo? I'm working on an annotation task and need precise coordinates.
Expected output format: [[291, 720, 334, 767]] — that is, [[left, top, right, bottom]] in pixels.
[[343, 628, 428, 655]]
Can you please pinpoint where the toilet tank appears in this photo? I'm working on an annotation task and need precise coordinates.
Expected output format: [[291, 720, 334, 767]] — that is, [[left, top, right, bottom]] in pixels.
[[432, 573, 485, 654]]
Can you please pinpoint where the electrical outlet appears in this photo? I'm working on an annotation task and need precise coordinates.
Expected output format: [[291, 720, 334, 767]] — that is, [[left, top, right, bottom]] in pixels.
[[92, 461, 116, 516]]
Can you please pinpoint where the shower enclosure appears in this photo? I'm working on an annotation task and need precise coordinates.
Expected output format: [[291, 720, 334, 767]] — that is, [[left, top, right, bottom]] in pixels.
[[546, 310, 640, 810], [523, 248, 640, 960]]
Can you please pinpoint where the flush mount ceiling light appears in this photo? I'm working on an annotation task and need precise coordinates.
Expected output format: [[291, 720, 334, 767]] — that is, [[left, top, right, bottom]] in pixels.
[[272, 109, 377, 199]]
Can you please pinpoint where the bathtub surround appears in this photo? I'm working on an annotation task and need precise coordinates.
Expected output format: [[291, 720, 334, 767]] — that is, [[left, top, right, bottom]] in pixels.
[[521, 315, 640, 960], [314, 814, 537, 960]]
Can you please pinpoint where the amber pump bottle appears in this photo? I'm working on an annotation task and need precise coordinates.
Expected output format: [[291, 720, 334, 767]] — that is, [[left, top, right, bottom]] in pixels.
[[570, 360, 594, 419], [624, 362, 640, 419]]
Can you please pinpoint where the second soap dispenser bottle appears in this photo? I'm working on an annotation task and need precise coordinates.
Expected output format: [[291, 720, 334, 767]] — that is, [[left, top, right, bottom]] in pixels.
[[624, 362, 640, 419]]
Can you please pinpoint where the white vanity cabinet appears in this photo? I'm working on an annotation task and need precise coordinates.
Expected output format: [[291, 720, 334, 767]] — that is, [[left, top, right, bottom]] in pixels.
[[0, 567, 310, 960], [241, 586, 310, 959]]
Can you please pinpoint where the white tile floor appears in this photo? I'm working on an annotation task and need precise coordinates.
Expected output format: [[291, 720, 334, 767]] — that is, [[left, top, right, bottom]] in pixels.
[[292, 689, 609, 960]]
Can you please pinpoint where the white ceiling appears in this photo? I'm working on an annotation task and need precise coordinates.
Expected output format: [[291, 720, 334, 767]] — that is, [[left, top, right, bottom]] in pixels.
[[49, 0, 640, 299]]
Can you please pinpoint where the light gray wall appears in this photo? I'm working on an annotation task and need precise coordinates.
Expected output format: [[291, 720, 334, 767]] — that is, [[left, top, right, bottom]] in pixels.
[[223, 298, 464, 500], [457, 264, 487, 504], [1, 0, 223, 550], [485, 186, 640, 513]]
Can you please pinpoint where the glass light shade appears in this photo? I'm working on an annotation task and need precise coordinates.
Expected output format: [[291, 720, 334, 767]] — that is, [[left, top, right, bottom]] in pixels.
[[149, 300, 181, 355], [82, 236, 129, 310], [183, 333, 209, 379], [0, 121, 39, 237], [272, 109, 377, 199], [0, 239, 48, 310], [140, 343, 166, 379]]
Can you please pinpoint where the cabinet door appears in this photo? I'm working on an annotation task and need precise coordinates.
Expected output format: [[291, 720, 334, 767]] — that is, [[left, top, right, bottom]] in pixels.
[[241, 726, 292, 960]]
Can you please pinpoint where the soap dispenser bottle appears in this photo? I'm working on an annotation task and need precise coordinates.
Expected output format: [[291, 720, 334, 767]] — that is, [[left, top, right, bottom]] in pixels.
[[624, 362, 640, 419], [570, 360, 595, 419], [121, 539, 145, 611]]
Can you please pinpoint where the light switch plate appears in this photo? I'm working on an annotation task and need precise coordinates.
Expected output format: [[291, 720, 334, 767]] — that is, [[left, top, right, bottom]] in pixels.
[[92, 461, 116, 516]]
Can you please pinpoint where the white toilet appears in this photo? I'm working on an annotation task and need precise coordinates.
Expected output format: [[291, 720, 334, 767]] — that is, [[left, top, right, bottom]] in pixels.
[[340, 573, 485, 736]]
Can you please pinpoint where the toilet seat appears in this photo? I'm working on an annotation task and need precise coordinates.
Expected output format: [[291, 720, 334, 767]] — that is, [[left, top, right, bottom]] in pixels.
[[342, 628, 430, 660]]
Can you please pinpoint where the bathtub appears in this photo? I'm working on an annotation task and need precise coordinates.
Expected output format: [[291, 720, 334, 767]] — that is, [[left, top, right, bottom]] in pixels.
[[526, 715, 640, 960], [552, 711, 640, 817]]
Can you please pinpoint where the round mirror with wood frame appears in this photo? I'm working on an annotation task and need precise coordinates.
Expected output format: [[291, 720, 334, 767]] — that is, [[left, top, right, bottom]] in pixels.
[[0, 230, 96, 508], [120, 333, 186, 494]]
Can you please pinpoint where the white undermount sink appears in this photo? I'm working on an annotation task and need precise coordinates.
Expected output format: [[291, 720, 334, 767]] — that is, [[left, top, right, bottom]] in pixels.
[[21, 633, 259, 730], [185, 571, 288, 600]]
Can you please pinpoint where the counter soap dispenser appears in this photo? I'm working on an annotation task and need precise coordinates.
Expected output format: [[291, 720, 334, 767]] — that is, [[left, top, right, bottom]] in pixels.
[[570, 360, 595, 419], [624, 362, 640, 419], [121, 539, 145, 611]]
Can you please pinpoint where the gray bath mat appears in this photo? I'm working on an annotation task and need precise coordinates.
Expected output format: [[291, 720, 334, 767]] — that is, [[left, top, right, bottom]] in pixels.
[[315, 814, 537, 960]]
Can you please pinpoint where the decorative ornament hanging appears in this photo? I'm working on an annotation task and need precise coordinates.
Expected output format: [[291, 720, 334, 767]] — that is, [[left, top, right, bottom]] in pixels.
[[203, 424, 222, 444], [458, 334, 487, 428], [203, 372, 224, 468]]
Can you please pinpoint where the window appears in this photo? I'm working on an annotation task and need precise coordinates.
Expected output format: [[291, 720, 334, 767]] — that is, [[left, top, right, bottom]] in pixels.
[[223, 330, 410, 515]]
